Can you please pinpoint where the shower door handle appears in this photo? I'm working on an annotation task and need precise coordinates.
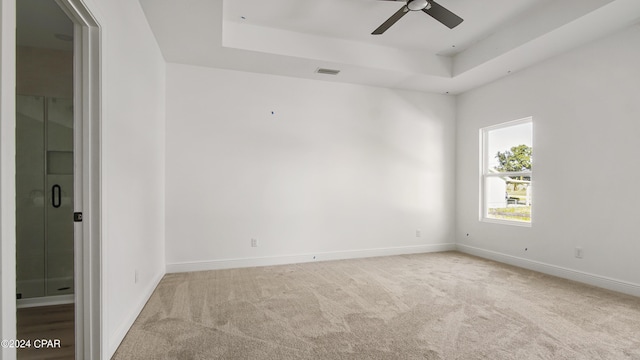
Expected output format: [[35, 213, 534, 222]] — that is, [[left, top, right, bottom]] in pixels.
[[52, 184, 61, 208]]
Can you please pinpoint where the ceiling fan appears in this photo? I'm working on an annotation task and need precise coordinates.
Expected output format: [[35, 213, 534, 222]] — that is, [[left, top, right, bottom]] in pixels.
[[372, 0, 463, 35]]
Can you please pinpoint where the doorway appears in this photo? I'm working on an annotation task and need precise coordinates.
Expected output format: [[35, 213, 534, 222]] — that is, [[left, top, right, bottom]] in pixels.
[[14, 0, 101, 358], [16, 1, 75, 358], [16, 1, 75, 304]]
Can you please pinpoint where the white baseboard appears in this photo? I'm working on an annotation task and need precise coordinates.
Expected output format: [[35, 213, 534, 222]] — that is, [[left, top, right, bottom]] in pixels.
[[457, 244, 640, 298], [166, 243, 457, 273], [107, 269, 165, 358], [17, 294, 74, 309]]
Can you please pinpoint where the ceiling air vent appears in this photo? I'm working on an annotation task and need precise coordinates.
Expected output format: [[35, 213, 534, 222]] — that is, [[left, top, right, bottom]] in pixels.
[[316, 68, 340, 76]]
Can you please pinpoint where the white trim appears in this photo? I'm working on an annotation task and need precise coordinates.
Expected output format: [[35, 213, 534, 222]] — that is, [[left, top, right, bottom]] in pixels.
[[457, 244, 640, 298], [482, 217, 532, 228], [54, 1, 102, 359], [167, 244, 457, 273], [107, 270, 163, 357], [481, 116, 534, 132], [17, 295, 74, 309], [0, 0, 17, 358]]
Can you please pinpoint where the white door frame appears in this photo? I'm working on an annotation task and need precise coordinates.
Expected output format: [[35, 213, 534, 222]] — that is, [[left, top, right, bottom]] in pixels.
[[0, 0, 101, 358], [0, 0, 17, 357], [55, 1, 102, 358]]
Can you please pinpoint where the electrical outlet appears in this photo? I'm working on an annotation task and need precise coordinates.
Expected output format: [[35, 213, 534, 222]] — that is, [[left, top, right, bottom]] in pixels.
[[416, 230, 421, 237], [575, 247, 583, 259], [251, 238, 258, 247]]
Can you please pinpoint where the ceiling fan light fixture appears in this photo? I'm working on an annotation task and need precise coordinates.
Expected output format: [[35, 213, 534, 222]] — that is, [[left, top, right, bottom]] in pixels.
[[407, 0, 430, 11]]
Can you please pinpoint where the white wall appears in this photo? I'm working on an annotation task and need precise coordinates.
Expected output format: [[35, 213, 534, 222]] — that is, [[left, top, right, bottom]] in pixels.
[[82, 0, 166, 357], [456, 25, 640, 295], [0, 0, 17, 358], [165, 64, 456, 271]]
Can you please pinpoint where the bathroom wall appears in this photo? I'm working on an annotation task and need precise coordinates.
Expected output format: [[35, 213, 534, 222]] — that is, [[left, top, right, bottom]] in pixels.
[[17, 46, 73, 98]]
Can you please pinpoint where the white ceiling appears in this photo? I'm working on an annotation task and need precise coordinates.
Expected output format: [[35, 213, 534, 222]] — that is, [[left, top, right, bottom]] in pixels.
[[224, 0, 544, 55], [224, 0, 549, 54], [146, 0, 640, 94]]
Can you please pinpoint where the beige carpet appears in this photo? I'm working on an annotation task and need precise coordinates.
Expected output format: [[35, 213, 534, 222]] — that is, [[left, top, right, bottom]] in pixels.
[[112, 252, 640, 359]]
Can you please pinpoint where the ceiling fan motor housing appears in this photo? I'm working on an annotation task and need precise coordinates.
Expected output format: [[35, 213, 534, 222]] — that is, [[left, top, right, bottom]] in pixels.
[[407, 0, 431, 11]]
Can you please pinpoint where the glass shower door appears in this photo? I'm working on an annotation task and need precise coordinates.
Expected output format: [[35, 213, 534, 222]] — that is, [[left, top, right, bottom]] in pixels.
[[46, 97, 74, 296], [15, 95, 74, 299]]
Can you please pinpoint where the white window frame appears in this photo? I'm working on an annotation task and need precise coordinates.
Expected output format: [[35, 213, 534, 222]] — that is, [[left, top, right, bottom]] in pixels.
[[480, 117, 533, 227]]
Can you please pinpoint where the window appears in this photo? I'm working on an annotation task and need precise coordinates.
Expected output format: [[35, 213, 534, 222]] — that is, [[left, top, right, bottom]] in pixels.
[[481, 118, 532, 225]]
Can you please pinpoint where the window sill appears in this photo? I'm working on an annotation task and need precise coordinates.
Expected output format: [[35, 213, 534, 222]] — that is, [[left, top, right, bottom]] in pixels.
[[481, 217, 532, 228]]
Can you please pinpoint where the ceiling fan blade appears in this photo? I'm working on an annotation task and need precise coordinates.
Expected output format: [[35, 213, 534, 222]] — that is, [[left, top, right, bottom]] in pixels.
[[422, 0, 463, 29], [372, 6, 409, 35]]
